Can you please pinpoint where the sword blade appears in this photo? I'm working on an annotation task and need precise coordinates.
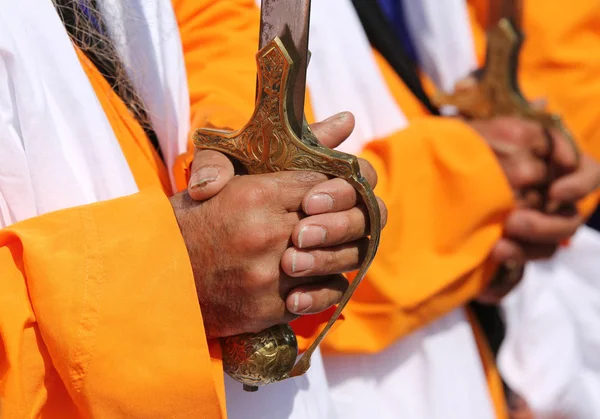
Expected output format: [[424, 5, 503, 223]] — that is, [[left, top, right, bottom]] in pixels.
[[259, 0, 311, 136]]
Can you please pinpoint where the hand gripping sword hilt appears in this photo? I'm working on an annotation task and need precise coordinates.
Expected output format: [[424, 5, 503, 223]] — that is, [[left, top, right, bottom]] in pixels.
[[193, 37, 381, 391], [432, 18, 579, 296]]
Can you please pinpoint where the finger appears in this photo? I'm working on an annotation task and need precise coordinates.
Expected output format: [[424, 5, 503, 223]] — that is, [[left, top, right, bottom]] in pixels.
[[303, 178, 356, 215], [491, 238, 557, 263], [516, 188, 544, 209], [281, 239, 369, 277], [302, 159, 379, 215], [499, 117, 550, 157], [309, 112, 355, 149], [358, 158, 378, 188], [471, 117, 550, 157], [188, 149, 235, 201], [489, 238, 526, 266], [295, 206, 368, 249], [294, 198, 387, 249], [504, 208, 582, 244], [549, 154, 600, 203], [519, 119, 551, 157], [520, 242, 559, 260], [504, 153, 548, 190], [550, 129, 579, 174], [477, 260, 524, 305], [285, 274, 349, 315], [241, 171, 328, 212]]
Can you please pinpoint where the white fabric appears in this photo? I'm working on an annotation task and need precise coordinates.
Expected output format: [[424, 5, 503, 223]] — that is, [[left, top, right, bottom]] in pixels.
[[0, 0, 188, 228], [499, 226, 600, 418], [324, 309, 496, 419], [98, 0, 190, 186], [306, 0, 408, 155], [309, 1, 492, 418], [226, 349, 336, 419], [0, 0, 137, 226], [402, 0, 478, 92]]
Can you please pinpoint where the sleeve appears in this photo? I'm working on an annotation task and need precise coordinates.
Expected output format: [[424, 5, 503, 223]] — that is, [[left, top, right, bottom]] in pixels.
[[0, 189, 225, 418], [173, 0, 259, 131], [321, 117, 515, 354]]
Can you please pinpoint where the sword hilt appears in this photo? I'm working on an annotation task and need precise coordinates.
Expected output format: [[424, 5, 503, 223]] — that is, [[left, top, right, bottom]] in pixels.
[[432, 18, 579, 297], [193, 37, 381, 390]]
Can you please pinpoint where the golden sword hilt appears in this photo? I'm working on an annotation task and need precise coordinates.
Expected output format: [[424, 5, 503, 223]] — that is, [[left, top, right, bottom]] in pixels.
[[432, 18, 579, 294], [193, 38, 381, 391]]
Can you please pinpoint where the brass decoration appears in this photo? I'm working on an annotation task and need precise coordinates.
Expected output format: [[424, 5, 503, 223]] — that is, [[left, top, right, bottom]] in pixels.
[[433, 18, 579, 293], [433, 19, 572, 132], [193, 38, 381, 389], [221, 324, 298, 392]]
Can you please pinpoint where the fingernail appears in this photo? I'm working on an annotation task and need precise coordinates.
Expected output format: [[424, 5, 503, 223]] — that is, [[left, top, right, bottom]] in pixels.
[[305, 193, 334, 214], [291, 251, 315, 273], [298, 226, 327, 248], [189, 167, 219, 190], [291, 292, 313, 314], [323, 112, 348, 123], [336, 111, 349, 121]]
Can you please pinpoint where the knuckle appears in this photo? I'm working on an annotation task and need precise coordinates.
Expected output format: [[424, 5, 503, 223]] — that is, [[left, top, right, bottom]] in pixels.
[[334, 212, 353, 238], [242, 182, 273, 207], [322, 250, 340, 271], [244, 223, 281, 252], [571, 183, 591, 199], [253, 298, 282, 325], [524, 218, 541, 237], [244, 266, 278, 292], [291, 171, 327, 186], [320, 290, 343, 310], [498, 118, 524, 141], [527, 121, 545, 142], [512, 161, 538, 186]]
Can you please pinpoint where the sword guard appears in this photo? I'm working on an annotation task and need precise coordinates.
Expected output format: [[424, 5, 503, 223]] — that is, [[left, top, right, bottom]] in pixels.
[[193, 38, 381, 389], [433, 19, 565, 128], [433, 18, 579, 298]]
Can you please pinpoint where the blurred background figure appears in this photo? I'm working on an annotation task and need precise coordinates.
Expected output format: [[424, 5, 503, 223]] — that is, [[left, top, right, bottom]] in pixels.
[[306, 1, 600, 418]]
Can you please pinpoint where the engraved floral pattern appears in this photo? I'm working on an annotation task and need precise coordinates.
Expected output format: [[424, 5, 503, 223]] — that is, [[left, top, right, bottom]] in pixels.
[[193, 39, 356, 178], [221, 324, 298, 387]]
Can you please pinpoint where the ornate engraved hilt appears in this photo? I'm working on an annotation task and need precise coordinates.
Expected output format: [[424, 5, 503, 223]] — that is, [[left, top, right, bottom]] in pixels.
[[432, 18, 579, 293], [193, 38, 381, 391]]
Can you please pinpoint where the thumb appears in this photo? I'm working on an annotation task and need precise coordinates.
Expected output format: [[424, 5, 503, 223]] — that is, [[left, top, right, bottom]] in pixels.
[[188, 148, 235, 201], [310, 112, 355, 149]]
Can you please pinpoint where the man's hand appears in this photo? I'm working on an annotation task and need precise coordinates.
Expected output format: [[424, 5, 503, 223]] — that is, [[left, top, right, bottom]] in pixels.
[[470, 116, 600, 302], [173, 112, 387, 338], [468, 116, 579, 204]]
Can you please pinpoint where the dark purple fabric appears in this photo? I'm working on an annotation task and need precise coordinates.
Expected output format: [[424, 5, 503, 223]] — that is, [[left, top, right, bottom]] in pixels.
[[587, 205, 600, 232], [77, 1, 103, 33], [376, 0, 418, 63]]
